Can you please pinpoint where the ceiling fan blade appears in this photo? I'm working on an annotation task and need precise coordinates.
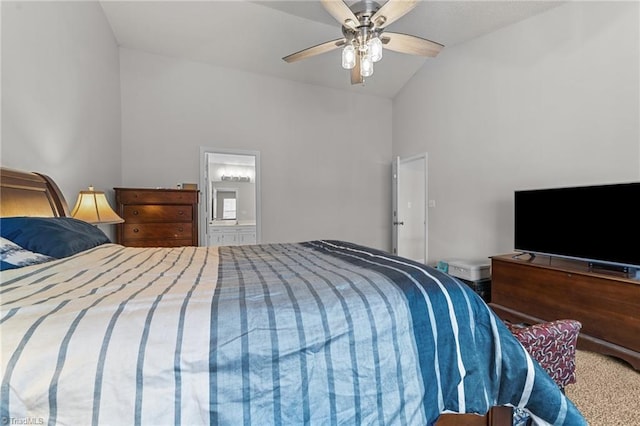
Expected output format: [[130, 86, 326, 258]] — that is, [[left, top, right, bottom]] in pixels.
[[371, 0, 418, 29], [320, 0, 359, 30], [283, 38, 346, 63], [381, 32, 444, 57], [351, 54, 363, 85]]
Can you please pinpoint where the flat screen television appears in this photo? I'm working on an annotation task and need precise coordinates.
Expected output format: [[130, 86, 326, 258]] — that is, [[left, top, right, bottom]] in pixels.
[[514, 182, 640, 271]]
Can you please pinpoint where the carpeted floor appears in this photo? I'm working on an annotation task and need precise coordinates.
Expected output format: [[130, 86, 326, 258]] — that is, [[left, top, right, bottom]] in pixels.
[[565, 350, 640, 424]]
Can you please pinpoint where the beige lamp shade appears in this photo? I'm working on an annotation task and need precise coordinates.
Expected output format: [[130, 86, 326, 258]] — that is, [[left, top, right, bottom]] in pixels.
[[71, 186, 124, 225]]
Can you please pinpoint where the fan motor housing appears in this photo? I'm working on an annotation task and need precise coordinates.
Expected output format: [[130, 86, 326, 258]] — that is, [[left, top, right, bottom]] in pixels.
[[342, 0, 382, 42], [351, 0, 381, 26], [351, 0, 381, 17]]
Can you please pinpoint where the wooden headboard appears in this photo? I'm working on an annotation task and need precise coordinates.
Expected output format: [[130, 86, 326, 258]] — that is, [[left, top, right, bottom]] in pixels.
[[0, 167, 69, 218]]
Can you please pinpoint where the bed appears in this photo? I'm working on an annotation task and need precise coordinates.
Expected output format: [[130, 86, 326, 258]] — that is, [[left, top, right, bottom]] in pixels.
[[0, 167, 586, 425]]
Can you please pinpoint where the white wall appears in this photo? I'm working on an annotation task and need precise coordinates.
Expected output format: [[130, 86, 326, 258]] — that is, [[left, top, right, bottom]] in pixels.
[[6, 2, 635, 256], [1, 1, 121, 239], [120, 49, 392, 249], [393, 1, 640, 263]]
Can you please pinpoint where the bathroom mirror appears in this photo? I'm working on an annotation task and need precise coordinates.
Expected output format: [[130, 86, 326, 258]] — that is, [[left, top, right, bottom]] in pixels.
[[213, 188, 238, 220]]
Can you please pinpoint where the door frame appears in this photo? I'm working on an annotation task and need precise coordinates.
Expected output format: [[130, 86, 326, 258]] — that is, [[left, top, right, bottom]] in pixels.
[[392, 153, 428, 263], [199, 147, 261, 246]]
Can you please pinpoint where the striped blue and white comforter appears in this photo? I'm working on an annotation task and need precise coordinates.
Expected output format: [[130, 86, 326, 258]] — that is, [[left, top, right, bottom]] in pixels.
[[1, 241, 585, 425]]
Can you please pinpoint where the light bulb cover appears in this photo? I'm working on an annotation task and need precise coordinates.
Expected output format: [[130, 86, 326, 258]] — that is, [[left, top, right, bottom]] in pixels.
[[368, 37, 383, 62], [360, 53, 374, 77], [342, 44, 356, 69]]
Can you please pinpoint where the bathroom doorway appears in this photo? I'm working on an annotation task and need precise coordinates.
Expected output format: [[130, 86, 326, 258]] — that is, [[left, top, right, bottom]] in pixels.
[[199, 147, 261, 246]]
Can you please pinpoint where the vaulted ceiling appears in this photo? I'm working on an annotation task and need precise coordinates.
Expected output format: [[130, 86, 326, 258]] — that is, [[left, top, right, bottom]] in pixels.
[[100, 1, 564, 98]]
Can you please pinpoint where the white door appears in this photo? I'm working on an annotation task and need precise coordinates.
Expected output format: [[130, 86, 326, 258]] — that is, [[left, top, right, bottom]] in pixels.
[[392, 154, 428, 263]]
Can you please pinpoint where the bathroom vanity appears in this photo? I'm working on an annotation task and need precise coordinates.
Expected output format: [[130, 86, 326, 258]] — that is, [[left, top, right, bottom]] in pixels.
[[208, 221, 257, 246]]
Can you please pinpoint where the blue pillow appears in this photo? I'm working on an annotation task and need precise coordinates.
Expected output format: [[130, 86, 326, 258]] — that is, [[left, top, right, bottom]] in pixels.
[[1, 237, 54, 270], [0, 217, 110, 259]]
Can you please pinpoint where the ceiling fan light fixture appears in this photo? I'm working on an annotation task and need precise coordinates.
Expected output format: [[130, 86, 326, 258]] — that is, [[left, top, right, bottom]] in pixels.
[[360, 53, 374, 77], [342, 44, 356, 69], [367, 36, 383, 62]]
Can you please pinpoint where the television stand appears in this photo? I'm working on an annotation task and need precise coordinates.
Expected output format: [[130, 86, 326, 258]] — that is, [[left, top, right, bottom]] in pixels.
[[490, 254, 640, 370]]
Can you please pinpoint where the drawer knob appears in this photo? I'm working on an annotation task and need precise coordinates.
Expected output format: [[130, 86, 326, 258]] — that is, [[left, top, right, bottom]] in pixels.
[[133, 228, 139, 233], [178, 227, 184, 232], [178, 211, 184, 215], [133, 210, 139, 215]]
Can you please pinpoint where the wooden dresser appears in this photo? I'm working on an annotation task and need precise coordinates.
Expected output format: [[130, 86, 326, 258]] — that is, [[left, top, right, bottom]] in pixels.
[[490, 254, 640, 370], [114, 188, 199, 247]]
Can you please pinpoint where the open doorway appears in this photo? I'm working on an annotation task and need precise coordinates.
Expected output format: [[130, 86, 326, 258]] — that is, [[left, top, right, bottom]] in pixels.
[[199, 147, 261, 246]]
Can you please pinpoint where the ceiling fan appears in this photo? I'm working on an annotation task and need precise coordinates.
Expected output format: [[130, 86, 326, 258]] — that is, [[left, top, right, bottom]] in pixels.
[[282, 0, 444, 85]]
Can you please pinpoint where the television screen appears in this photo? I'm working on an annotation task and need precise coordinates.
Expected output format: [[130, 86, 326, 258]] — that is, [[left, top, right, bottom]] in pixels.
[[514, 182, 640, 269]]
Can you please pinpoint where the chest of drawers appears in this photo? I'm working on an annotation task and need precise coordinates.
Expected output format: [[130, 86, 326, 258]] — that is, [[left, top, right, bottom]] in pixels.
[[114, 188, 199, 247]]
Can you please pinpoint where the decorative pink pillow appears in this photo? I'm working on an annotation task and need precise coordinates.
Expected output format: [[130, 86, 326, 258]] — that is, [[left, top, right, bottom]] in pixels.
[[506, 319, 582, 389]]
